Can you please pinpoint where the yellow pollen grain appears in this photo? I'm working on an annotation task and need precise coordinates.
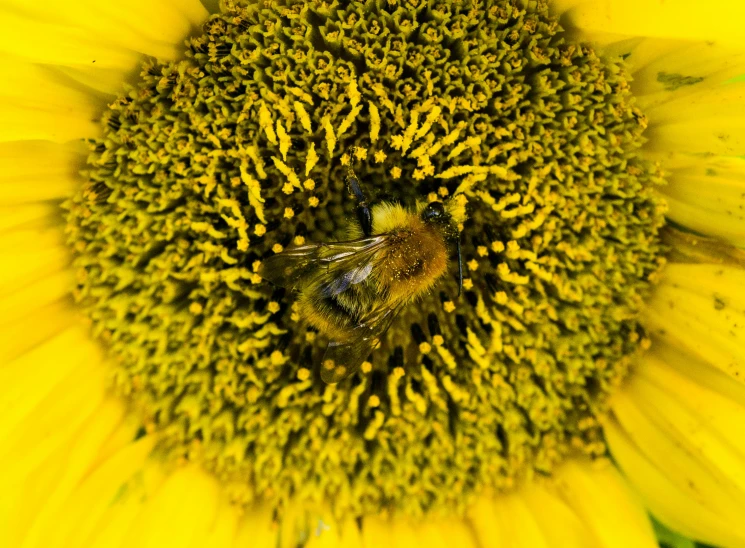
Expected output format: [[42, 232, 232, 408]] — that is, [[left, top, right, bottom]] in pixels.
[[491, 241, 505, 253], [297, 368, 311, 381], [432, 335, 444, 347], [283, 208, 295, 219], [303, 179, 315, 190], [293, 235, 306, 245], [251, 260, 261, 273], [272, 243, 284, 253], [467, 259, 479, 271], [340, 153, 351, 166], [374, 150, 387, 163], [463, 278, 474, 291], [305, 331, 316, 343], [443, 301, 456, 313], [308, 196, 320, 207], [437, 186, 449, 198], [189, 302, 203, 314], [418, 342, 432, 354], [477, 246, 488, 257], [390, 166, 402, 179], [270, 350, 285, 365], [427, 192, 438, 202], [254, 224, 266, 236], [361, 361, 373, 374], [282, 183, 294, 194], [267, 301, 280, 313], [368, 395, 381, 408], [354, 147, 368, 160]]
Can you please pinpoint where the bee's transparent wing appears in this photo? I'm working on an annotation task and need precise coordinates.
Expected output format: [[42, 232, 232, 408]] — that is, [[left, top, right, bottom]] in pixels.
[[320, 303, 404, 384], [259, 235, 388, 291]]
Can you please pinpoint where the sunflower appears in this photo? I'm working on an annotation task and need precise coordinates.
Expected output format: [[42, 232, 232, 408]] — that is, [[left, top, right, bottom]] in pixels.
[[2, 0, 745, 546]]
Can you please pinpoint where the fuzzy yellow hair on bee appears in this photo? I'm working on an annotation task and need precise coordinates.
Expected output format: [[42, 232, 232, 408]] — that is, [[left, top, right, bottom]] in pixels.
[[260, 168, 462, 383]]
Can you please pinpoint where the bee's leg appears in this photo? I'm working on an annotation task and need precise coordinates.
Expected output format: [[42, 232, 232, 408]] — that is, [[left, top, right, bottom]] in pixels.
[[347, 170, 373, 237]]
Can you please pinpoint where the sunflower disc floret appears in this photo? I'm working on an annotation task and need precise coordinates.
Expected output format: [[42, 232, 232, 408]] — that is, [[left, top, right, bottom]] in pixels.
[[65, 0, 666, 518]]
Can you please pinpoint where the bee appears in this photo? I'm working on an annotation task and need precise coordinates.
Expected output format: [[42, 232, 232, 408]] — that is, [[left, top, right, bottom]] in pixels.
[[260, 168, 463, 383]]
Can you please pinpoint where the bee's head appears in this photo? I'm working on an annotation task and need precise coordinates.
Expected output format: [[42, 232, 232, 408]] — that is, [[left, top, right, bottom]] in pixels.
[[421, 201, 449, 224]]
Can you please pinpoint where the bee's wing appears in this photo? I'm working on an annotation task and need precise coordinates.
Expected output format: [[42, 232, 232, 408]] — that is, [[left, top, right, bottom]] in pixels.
[[259, 235, 389, 291], [320, 303, 404, 384]]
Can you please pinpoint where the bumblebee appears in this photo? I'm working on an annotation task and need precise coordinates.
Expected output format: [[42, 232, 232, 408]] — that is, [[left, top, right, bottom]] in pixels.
[[260, 169, 462, 383]]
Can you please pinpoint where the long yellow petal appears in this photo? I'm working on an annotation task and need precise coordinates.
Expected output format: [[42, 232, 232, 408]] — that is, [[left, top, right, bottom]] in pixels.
[[642, 82, 745, 156], [606, 342, 745, 546], [657, 156, 745, 247], [604, 418, 745, 547], [59, 436, 163, 548], [233, 506, 279, 548], [522, 482, 594, 547], [0, 204, 59, 233], [0, 327, 97, 439], [560, 0, 745, 47], [554, 460, 658, 548], [122, 464, 221, 548], [0, 140, 86, 204], [0, 57, 104, 142], [17, 399, 126, 548], [0, 0, 207, 66], [642, 263, 745, 383]]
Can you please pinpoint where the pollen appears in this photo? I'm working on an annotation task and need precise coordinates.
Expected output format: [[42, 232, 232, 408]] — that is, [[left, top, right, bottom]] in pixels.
[[66, 0, 664, 525]]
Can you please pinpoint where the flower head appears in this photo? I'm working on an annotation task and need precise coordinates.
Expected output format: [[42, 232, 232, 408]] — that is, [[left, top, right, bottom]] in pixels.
[[2, 0, 745, 546]]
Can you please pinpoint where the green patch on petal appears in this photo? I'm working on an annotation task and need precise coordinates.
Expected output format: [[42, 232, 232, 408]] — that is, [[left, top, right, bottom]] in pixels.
[[656, 71, 705, 92], [65, 0, 665, 519]]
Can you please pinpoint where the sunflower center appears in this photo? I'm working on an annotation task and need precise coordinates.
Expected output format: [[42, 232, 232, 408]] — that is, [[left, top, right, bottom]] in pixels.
[[65, 0, 665, 518]]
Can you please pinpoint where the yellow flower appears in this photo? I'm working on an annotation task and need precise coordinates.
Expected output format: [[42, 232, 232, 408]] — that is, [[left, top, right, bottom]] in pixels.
[[2, 0, 745, 547]]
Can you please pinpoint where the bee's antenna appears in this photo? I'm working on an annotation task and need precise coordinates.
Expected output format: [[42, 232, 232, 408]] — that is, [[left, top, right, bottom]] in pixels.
[[456, 236, 463, 297], [346, 166, 373, 237]]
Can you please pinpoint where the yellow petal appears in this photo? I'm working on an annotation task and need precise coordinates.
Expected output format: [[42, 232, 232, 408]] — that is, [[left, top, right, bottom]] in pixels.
[[0, 0, 207, 67], [0, 349, 109, 546], [0, 271, 74, 328], [56, 436, 163, 548], [233, 506, 279, 548], [0, 56, 104, 142], [0, 204, 60, 233], [122, 464, 221, 548], [605, 341, 745, 546], [360, 515, 393, 548], [0, 300, 75, 365], [643, 82, 745, 156], [0, 243, 70, 300], [522, 482, 594, 547], [657, 156, 745, 247], [0, 327, 97, 440], [0, 140, 86, 204], [15, 399, 126, 548], [642, 263, 745, 383], [560, 0, 745, 47], [190, 495, 239, 548], [553, 460, 658, 548], [630, 41, 745, 109]]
